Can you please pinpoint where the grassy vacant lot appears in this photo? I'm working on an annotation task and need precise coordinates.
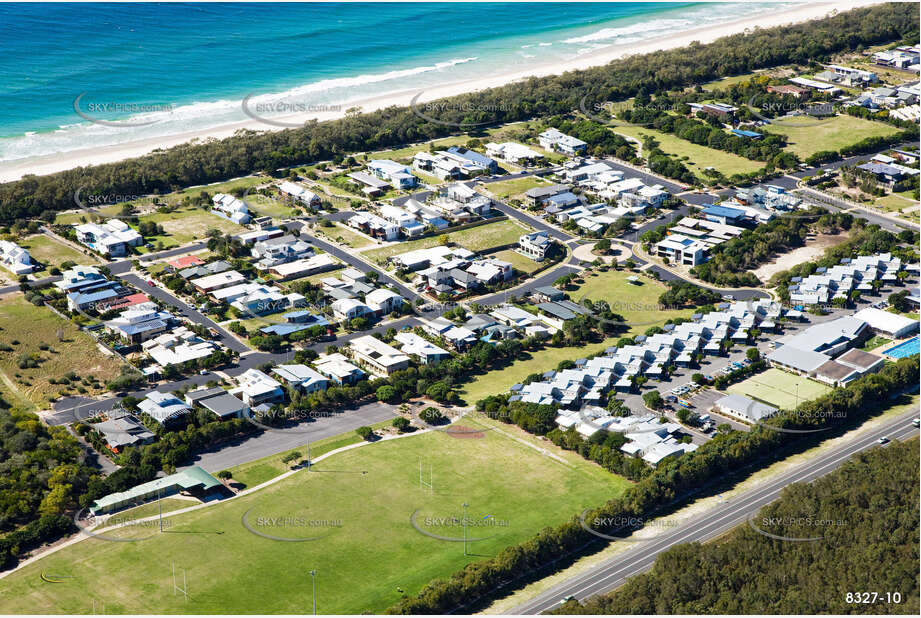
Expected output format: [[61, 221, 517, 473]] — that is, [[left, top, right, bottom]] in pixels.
[[613, 125, 763, 180], [491, 248, 543, 275], [727, 368, 831, 411], [0, 294, 124, 410], [364, 219, 527, 264], [321, 222, 375, 249], [570, 269, 694, 332], [0, 425, 629, 614], [873, 189, 918, 213], [362, 136, 469, 163], [764, 115, 901, 160], [485, 176, 549, 200], [17, 234, 90, 273], [244, 193, 298, 219], [136, 206, 246, 248]]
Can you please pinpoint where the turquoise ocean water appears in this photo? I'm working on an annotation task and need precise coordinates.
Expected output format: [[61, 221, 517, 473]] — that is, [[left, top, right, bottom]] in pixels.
[[0, 2, 786, 162]]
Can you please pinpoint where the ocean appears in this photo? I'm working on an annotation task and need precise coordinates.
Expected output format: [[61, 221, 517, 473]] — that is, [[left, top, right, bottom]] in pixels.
[[0, 2, 785, 164]]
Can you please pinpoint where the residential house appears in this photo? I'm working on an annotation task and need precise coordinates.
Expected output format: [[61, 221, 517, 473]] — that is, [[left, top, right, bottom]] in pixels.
[[104, 302, 172, 344], [538, 128, 587, 155], [184, 386, 249, 419], [394, 332, 451, 365], [445, 146, 498, 173], [0, 240, 34, 274], [368, 159, 417, 189], [251, 234, 313, 269], [347, 171, 390, 197], [313, 353, 365, 385], [91, 415, 156, 453], [347, 212, 400, 241], [331, 298, 373, 321], [74, 219, 143, 257], [272, 364, 329, 394], [212, 193, 251, 224], [189, 270, 246, 294], [277, 181, 321, 207], [517, 231, 553, 261], [349, 335, 411, 375], [138, 391, 192, 426], [232, 369, 285, 407], [485, 142, 543, 165], [365, 288, 404, 316]]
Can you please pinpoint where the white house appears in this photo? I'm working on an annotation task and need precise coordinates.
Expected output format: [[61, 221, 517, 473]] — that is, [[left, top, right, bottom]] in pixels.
[[0, 240, 35, 274], [331, 298, 373, 321], [272, 364, 329, 394], [138, 391, 192, 425], [517, 231, 553, 261], [277, 181, 321, 207], [74, 220, 143, 257], [212, 193, 251, 224], [365, 288, 404, 316], [394, 332, 451, 365], [349, 335, 410, 375], [485, 142, 543, 165], [313, 353, 365, 385], [538, 128, 587, 155], [232, 369, 285, 406], [367, 160, 417, 189]]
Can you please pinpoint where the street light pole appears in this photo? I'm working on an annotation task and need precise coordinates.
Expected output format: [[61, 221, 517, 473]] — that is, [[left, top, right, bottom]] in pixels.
[[309, 569, 317, 615], [462, 502, 469, 556]]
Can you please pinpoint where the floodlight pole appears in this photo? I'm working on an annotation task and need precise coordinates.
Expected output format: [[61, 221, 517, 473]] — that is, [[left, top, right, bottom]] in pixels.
[[309, 569, 317, 615], [462, 502, 469, 556], [158, 488, 162, 532]]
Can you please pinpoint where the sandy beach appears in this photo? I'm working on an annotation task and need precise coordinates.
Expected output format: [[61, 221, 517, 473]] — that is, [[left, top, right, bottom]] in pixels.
[[0, 0, 880, 183]]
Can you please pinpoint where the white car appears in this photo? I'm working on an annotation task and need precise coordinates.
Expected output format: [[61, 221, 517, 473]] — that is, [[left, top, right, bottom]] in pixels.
[[878, 436, 889, 444]]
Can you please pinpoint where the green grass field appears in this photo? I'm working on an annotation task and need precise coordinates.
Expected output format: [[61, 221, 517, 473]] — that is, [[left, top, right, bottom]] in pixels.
[[763, 115, 901, 160], [613, 125, 763, 180], [364, 219, 527, 264], [16, 234, 90, 273], [485, 176, 549, 200], [570, 270, 695, 333], [860, 335, 893, 352], [490, 248, 543, 275], [0, 294, 125, 409], [873, 189, 918, 213], [0, 424, 629, 614], [727, 368, 832, 411], [245, 194, 298, 219], [135, 207, 246, 248], [225, 419, 396, 488]]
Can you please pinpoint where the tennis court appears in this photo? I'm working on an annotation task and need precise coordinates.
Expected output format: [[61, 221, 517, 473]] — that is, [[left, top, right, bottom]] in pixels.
[[726, 368, 831, 410]]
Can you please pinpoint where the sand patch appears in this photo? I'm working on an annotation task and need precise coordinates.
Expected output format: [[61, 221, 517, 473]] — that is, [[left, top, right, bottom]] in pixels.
[[750, 233, 846, 283]]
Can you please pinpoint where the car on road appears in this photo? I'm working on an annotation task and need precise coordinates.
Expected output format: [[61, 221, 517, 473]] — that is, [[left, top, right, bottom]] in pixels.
[[878, 436, 889, 444], [560, 595, 575, 604], [913, 418, 920, 428], [147, 280, 156, 286], [199, 369, 209, 376], [722, 294, 734, 301]]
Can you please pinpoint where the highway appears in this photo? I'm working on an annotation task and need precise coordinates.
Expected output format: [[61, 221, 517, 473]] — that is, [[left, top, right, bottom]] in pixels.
[[511, 409, 919, 614]]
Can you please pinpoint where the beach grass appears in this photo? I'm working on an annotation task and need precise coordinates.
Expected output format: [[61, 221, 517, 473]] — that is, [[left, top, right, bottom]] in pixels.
[[0, 293, 125, 409], [0, 424, 628, 614]]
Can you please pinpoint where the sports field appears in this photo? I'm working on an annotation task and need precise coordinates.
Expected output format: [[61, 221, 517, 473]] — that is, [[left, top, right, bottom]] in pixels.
[[0, 424, 628, 614], [727, 368, 831, 410]]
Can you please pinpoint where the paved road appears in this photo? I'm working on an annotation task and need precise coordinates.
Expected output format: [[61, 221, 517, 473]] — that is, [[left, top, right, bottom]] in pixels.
[[117, 272, 250, 353], [511, 409, 919, 614], [180, 400, 398, 473], [489, 201, 574, 243]]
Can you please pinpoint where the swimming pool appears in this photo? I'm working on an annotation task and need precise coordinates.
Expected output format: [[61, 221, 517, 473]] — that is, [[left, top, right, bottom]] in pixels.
[[884, 336, 920, 359]]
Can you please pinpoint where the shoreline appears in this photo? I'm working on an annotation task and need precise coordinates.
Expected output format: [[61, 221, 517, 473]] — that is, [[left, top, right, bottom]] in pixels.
[[0, 1, 880, 183]]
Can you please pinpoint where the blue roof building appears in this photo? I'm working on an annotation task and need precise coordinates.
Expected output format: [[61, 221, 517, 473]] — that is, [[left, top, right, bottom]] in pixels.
[[730, 129, 762, 139], [701, 204, 746, 224]]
